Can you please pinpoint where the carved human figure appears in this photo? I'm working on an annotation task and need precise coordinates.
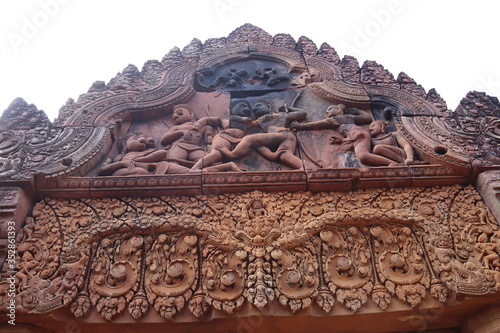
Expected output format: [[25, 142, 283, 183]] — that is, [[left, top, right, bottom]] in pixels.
[[249, 200, 267, 218], [251, 99, 273, 119], [212, 100, 306, 170], [369, 120, 415, 166], [254, 99, 307, 129], [216, 126, 303, 170], [98, 134, 189, 176], [160, 105, 209, 164], [209, 68, 248, 89], [290, 104, 372, 143], [285, 104, 372, 168], [476, 233, 500, 270], [241, 200, 279, 246], [16, 251, 39, 289], [190, 100, 257, 171], [340, 126, 404, 167], [252, 68, 290, 87], [42, 253, 87, 303]]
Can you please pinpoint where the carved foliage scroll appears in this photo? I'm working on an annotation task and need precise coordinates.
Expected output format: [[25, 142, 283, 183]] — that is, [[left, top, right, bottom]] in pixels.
[[145, 233, 198, 320], [2, 185, 500, 322]]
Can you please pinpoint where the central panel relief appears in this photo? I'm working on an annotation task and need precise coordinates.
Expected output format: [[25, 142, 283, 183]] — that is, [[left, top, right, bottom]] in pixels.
[[91, 56, 426, 177]]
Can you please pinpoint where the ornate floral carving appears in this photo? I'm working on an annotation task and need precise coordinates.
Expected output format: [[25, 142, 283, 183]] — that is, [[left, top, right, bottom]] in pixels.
[[2, 185, 499, 322], [90, 235, 143, 320], [321, 227, 371, 312], [370, 225, 429, 307], [145, 233, 198, 320]]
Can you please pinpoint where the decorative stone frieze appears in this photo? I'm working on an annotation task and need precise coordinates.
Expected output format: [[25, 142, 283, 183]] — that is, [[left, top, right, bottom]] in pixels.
[[1, 185, 499, 323]]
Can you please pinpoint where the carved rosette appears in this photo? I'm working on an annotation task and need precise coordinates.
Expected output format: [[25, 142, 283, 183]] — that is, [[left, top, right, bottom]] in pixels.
[[274, 244, 320, 313], [202, 246, 246, 314], [2, 185, 500, 322]]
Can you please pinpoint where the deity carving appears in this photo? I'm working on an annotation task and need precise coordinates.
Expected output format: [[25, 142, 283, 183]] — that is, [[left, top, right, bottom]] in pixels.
[[190, 99, 257, 171], [368, 120, 415, 166], [337, 121, 416, 168], [196, 58, 306, 92], [251, 67, 293, 87], [0, 23, 486, 182], [93, 93, 425, 174]]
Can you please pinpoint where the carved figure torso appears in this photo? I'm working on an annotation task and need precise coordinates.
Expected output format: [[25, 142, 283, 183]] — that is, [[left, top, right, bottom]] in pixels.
[[371, 132, 398, 148]]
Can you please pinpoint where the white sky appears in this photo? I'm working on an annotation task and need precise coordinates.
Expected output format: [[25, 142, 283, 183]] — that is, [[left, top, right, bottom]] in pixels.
[[1, 0, 499, 121]]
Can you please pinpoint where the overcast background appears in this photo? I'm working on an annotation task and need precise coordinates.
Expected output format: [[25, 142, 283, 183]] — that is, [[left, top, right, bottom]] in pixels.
[[1, 0, 499, 121]]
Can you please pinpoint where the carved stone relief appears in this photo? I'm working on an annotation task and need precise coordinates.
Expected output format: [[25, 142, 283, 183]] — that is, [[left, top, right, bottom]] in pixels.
[[88, 63, 440, 176], [446, 91, 500, 167], [1, 185, 499, 322], [1, 23, 492, 185], [1, 24, 500, 333]]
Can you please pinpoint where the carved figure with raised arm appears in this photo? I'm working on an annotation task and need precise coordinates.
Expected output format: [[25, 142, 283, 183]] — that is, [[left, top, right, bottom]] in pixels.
[[190, 100, 258, 171], [290, 104, 372, 143], [160, 104, 211, 164], [212, 99, 306, 170]]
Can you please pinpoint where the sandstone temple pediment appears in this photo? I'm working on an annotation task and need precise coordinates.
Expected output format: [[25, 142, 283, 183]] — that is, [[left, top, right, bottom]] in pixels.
[[1, 24, 500, 332]]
